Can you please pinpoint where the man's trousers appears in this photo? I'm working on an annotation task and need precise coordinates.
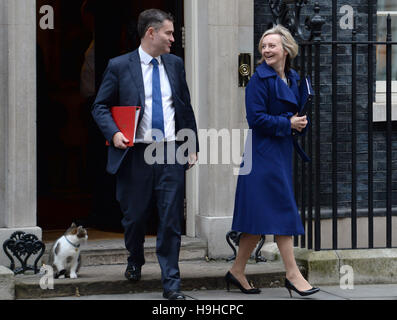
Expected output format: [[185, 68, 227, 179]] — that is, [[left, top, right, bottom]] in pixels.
[[115, 142, 186, 293]]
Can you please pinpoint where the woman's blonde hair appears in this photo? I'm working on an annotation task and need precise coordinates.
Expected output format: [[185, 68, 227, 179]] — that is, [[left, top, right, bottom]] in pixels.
[[258, 25, 299, 72]]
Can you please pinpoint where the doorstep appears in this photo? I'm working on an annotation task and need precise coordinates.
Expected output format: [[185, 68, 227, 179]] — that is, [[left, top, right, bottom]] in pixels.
[[42, 236, 208, 266], [14, 260, 286, 299]]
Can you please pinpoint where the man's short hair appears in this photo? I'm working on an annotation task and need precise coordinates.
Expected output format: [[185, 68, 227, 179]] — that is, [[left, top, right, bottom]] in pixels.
[[137, 9, 174, 39]]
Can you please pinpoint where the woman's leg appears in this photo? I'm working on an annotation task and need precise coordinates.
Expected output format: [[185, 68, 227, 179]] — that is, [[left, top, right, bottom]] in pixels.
[[229, 233, 261, 289], [275, 235, 312, 291]]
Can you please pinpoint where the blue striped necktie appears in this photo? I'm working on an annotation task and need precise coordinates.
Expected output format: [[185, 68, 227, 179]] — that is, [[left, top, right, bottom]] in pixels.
[[151, 58, 164, 141]]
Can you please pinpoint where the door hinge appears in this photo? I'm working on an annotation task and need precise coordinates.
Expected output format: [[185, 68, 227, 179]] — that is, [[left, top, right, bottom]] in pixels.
[[181, 26, 185, 49]]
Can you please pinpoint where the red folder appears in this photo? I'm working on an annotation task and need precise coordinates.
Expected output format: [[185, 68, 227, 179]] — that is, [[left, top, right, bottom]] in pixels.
[[106, 106, 141, 147]]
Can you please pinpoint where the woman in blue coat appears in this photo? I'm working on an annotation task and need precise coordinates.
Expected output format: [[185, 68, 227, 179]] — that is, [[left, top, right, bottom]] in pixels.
[[225, 25, 319, 297]]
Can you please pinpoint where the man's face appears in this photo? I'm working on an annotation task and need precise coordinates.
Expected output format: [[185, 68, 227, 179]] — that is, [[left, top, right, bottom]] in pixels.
[[151, 19, 175, 55]]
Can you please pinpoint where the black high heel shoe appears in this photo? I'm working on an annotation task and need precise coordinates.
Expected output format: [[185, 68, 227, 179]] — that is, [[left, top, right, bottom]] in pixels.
[[225, 271, 261, 294], [285, 278, 320, 298]]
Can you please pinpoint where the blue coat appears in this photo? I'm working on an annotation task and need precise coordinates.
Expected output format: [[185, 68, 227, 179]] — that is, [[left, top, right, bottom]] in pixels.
[[232, 62, 305, 236]]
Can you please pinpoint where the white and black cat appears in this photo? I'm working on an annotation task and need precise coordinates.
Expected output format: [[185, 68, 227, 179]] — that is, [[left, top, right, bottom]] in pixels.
[[47, 223, 88, 279]]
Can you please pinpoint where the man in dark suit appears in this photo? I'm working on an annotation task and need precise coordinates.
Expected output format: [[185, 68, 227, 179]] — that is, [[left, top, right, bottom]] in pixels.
[[92, 9, 199, 300]]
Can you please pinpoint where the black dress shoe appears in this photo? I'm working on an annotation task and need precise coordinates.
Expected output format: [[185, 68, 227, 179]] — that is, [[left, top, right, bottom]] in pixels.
[[124, 264, 141, 281], [163, 291, 186, 300], [225, 271, 261, 294]]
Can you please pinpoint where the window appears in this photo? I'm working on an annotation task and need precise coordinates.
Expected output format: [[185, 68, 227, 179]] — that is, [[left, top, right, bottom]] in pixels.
[[376, 1, 397, 80], [375, 0, 397, 121]]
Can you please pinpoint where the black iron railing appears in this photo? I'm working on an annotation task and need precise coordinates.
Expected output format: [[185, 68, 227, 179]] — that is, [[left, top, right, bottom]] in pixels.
[[292, 0, 396, 250]]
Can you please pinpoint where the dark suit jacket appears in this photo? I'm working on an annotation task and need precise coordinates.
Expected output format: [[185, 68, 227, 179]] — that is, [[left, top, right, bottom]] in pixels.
[[92, 49, 199, 175]]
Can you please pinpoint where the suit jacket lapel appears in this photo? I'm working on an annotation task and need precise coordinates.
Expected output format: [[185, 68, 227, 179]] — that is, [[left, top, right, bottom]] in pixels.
[[128, 50, 146, 122], [257, 62, 299, 109], [274, 77, 299, 107]]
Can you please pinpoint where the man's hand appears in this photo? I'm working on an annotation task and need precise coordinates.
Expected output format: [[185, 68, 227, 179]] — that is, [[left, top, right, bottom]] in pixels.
[[290, 113, 308, 132], [112, 132, 130, 149], [187, 153, 198, 170]]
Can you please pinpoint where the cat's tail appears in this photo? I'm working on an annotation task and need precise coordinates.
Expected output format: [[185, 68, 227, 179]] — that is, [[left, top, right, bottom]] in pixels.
[[54, 269, 66, 279]]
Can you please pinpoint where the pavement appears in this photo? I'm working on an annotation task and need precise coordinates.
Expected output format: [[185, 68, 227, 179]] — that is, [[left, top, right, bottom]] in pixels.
[[42, 283, 397, 300], [7, 236, 397, 305], [14, 260, 287, 299], [10, 284, 395, 320], [13, 257, 397, 301], [9, 259, 397, 318]]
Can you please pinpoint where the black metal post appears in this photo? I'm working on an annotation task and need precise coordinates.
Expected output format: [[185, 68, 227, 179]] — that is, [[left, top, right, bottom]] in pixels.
[[331, 0, 338, 250], [386, 14, 392, 248], [307, 43, 313, 250], [299, 44, 307, 248], [314, 38, 321, 251], [367, 0, 374, 249], [293, 50, 299, 246], [351, 18, 357, 249], [309, 2, 325, 251], [294, 148, 299, 247]]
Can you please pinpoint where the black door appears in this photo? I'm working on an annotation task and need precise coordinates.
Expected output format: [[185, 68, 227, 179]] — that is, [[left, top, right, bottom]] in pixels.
[[37, 0, 185, 235]]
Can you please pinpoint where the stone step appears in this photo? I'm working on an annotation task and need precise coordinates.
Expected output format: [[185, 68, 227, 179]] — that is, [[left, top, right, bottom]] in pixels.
[[14, 260, 286, 299], [42, 236, 208, 266]]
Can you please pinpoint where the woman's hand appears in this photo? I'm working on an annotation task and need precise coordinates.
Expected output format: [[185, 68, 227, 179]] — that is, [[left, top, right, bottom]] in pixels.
[[290, 113, 308, 132]]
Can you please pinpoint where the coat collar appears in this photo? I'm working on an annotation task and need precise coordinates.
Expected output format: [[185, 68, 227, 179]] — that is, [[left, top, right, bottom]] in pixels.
[[127, 49, 178, 125], [256, 61, 300, 81], [256, 62, 300, 107], [128, 50, 146, 123], [138, 45, 163, 68]]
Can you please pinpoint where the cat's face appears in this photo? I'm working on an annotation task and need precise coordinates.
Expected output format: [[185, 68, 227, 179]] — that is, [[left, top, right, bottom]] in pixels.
[[65, 223, 88, 240]]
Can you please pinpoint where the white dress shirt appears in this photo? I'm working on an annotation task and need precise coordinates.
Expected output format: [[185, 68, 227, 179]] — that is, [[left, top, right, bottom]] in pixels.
[[135, 46, 176, 143]]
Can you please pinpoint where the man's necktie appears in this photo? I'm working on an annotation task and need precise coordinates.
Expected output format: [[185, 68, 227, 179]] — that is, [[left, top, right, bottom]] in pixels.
[[151, 58, 164, 141]]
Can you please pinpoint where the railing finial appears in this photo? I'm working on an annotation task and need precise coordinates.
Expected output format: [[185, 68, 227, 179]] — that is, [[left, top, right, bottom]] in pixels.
[[267, 1, 325, 42]]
